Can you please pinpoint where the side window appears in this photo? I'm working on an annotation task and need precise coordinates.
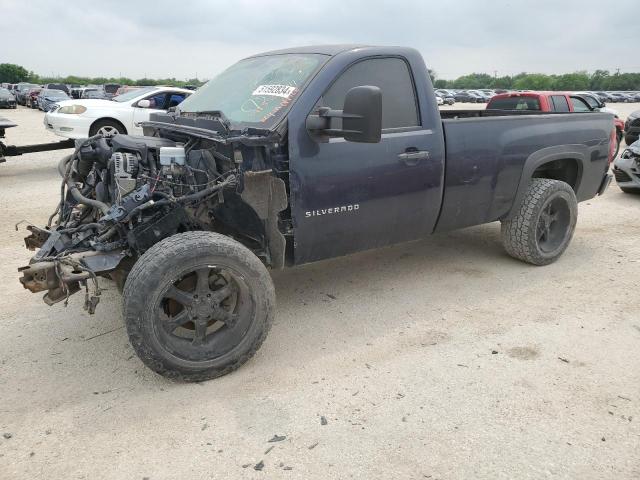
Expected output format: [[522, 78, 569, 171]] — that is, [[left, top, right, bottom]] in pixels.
[[570, 97, 591, 112], [167, 93, 187, 108], [143, 92, 168, 109], [317, 57, 419, 130], [551, 95, 570, 112]]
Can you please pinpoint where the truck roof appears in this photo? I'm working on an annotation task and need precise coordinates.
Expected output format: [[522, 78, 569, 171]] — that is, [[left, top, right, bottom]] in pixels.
[[247, 44, 369, 58]]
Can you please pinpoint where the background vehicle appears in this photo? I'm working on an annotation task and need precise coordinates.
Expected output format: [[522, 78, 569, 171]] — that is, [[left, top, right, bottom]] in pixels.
[[114, 85, 142, 96], [44, 83, 70, 95], [612, 140, 640, 193], [0, 88, 17, 109], [625, 110, 640, 146], [82, 89, 108, 99], [18, 45, 614, 382], [15, 83, 39, 105], [453, 90, 481, 103], [37, 89, 70, 111], [44, 86, 191, 138], [435, 91, 455, 105], [25, 87, 42, 108], [103, 83, 121, 98], [488, 91, 623, 156]]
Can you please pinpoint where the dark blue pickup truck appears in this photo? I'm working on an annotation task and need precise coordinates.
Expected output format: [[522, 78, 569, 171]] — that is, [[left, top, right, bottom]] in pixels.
[[19, 45, 614, 381]]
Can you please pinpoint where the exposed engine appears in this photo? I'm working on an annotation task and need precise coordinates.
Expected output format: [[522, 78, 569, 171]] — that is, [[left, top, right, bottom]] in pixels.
[[19, 133, 240, 311]]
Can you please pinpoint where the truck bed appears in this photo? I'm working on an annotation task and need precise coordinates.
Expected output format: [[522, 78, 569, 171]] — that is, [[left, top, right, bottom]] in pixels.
[[435, 111, 613, 232]]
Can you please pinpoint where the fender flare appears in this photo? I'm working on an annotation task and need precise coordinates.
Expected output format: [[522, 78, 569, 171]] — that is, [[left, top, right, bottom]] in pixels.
[[504, 144, 587, 220]]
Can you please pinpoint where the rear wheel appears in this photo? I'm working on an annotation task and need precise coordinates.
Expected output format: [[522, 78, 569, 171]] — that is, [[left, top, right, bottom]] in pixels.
[[501, 179, 578, 266], [89, 119, 126, 137], [123, 231, 275, 381]]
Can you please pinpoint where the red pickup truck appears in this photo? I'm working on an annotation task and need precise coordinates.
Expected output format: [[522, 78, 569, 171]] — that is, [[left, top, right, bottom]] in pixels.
[[488, 92, 624, 158]]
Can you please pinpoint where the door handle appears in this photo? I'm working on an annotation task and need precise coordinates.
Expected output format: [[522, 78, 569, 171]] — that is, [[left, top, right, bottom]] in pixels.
[[398, 149, 430, 166]]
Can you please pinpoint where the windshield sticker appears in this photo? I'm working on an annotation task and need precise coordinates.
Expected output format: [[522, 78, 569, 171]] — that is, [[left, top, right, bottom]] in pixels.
[[252, 84, 297, 99]]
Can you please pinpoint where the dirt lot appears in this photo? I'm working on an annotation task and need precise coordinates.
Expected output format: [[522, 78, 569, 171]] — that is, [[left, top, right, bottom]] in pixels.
[[0, 104, 639, 479]]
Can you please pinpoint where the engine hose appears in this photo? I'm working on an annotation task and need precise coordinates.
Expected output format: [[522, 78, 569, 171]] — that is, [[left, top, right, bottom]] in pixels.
[[175, 174, 236, 204], [58, 155, 111, 216]]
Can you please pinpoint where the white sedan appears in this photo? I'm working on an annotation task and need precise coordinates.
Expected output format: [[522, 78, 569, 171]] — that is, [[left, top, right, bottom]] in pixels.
[[44, 86, 192, 139]]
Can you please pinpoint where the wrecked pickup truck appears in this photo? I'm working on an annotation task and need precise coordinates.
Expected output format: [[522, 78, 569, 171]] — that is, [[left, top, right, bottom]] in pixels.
[[18, 45, 614, 381]]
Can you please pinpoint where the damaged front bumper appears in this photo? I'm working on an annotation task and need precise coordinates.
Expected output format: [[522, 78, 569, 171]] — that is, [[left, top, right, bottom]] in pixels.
[[18, 227, 126, 313]]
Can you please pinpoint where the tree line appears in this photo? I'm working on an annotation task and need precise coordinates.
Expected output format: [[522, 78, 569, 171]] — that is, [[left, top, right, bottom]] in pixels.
[[2, 62, 640, 91], [0, 63, 203, 88], [433, 70, 640, 91]]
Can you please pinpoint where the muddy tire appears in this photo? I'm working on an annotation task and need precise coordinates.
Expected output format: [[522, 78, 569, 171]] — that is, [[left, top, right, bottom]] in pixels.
[[123, 231, 275, 382], [501, 179, 578, 266]]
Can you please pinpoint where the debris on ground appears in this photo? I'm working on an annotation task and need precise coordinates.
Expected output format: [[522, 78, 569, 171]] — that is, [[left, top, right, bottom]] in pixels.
[[558, 357, 570, 363], [308, 442, 319, 449], [268, 434, 286, 443], [3, 433, 12, 439], [320, 416, 328, 425], [264, 446, 274, 455], [254, 460, 265, 471]]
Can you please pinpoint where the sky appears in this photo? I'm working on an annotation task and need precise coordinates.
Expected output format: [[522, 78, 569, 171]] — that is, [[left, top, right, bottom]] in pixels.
[[1, 0, 636, 81]]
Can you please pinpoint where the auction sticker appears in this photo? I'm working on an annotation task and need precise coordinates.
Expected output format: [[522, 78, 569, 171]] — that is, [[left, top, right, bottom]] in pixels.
[[252, 84, 297, 98]]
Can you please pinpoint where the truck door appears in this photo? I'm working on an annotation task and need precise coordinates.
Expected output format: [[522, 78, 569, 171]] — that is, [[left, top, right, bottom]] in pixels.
[[289, 57, 445, 264]]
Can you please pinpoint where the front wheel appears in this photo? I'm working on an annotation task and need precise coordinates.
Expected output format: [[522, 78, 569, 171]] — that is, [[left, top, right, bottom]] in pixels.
[[501, 179, 578, 265], [89, 119, 125, 137], [123, 232, 275, 381]]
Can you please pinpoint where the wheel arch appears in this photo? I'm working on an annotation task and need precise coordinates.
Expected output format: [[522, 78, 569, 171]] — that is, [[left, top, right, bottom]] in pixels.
[[504, 145, 587, 220], [89, 117, 128, 136]]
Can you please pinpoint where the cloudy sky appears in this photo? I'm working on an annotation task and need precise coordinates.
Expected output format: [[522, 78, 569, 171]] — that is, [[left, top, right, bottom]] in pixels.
[[2, 0, 636, 80]]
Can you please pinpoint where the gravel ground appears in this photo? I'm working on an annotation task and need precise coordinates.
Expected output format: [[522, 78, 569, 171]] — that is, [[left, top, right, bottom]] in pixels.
[[0, 104, 639, 480]]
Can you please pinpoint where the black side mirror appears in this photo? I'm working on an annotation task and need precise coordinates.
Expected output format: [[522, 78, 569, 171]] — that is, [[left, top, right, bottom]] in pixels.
[[306, 85, 382, 143]]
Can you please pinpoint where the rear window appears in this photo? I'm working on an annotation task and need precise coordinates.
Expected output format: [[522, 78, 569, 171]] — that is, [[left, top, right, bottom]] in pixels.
[[488, 96, 541, 110]]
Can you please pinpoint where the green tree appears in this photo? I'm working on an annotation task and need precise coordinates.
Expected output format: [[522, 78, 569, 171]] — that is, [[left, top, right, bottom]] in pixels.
[[552, 72, 590, 91], [0, 63, 31, 83]]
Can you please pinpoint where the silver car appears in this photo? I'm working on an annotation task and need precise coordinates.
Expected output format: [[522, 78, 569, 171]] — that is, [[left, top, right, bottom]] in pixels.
[[613, 140, 640, 193]]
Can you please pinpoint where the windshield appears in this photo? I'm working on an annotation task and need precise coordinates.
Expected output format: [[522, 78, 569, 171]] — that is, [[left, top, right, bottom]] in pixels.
[[178, 53, 326, 127], [0, 88, 10, 94], [112, 87, 155, 102]]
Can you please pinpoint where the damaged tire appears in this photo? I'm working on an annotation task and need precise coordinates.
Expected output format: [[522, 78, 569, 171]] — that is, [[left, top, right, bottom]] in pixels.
[[123, 231, 275, 381], [500, 178, 577, 266]]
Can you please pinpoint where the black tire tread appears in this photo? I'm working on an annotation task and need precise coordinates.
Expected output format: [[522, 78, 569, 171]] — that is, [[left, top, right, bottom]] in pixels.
[[123, 231, 274, 382], [500, 178, 577, 266], [89, 118, 126, 136]]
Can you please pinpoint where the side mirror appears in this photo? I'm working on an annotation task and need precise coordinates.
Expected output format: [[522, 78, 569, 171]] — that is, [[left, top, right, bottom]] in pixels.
[[306, 85, 382, 143], [137, 99, 151, 108]]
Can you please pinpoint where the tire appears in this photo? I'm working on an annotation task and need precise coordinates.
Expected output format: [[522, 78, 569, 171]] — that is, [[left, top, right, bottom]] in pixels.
[[89, 119, 126, 137], [123, 231, 275, 382], [501, 178, 578, 266]]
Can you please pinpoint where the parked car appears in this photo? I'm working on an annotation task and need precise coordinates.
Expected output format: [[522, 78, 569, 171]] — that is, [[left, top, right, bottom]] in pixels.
[[44, 83, 70, 95], [488, 91, 623, 157], [0, 88, 17, 109], [25, 87, 42, 108], [44, 86, 191, 138], [19, 45, 613, 381], [453, 90, 481, 103], [103, 83, 121, 99], [624, 110, 640, 146], [435, 94, 444, 105], [612, 140, 640, 193], [114, 85, 142, 96], [15, 83, 39, 105], [435, 91, 455, 105], [82, 89, 108, 99], [37, 89, 70, 111]]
